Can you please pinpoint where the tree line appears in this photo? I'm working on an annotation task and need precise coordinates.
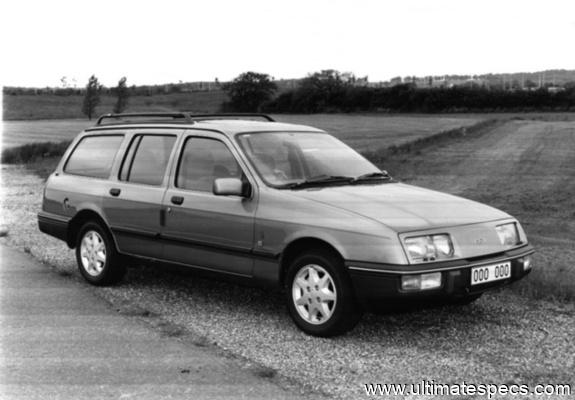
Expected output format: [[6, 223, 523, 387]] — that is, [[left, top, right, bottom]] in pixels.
[[6, 70, 575, 120], [223, 70, 575, 114], [266, 84, 575, 113], [84, 70, 575, 118]]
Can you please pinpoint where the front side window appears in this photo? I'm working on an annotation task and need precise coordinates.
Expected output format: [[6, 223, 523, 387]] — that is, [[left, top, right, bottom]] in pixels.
[[176, 137, 241, 192], [119, 135, 177, 186], [237, 132, 380, 187], [64, 135, 124, 178]]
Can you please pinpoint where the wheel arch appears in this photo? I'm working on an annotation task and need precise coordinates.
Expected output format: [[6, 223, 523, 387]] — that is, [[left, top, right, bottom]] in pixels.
[[67, 209, 117, 251], [279, 237, 345, 287]]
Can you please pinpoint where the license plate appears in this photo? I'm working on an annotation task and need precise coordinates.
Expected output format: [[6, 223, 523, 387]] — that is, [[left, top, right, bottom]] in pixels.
[[471, 262, 511, 285]]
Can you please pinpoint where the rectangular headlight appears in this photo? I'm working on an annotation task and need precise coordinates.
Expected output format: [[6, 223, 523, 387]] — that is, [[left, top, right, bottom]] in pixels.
[[495, 223, 520, 246], [404, 234, 454, 262], [404, 236, 433, 261]]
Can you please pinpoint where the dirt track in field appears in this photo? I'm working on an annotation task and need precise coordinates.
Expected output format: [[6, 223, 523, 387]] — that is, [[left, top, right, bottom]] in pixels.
[[390, 119, 575, 201], [384, 119, 575, 300]]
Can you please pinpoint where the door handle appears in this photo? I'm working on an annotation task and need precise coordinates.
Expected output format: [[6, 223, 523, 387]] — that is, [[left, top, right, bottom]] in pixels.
[[171, 196, 184, 205], [109, 188, 121, 197]]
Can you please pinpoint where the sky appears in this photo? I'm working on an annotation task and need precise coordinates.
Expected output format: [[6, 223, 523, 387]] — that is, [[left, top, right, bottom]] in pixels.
[[1, 0, 574, 88]]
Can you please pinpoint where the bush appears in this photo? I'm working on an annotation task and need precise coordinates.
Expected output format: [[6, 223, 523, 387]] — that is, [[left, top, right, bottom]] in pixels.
[[1, 141, 71, 164], [222, 72, 277, 112], [266, 81, 575, 113]]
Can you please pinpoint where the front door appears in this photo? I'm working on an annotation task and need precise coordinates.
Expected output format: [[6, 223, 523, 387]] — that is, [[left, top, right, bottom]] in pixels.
[[161, 133, 256, 276]]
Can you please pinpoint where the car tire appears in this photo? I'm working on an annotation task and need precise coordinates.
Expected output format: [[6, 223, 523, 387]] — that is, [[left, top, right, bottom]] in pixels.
[[75, 221, 126, 286], [286, 250, 362, 337]]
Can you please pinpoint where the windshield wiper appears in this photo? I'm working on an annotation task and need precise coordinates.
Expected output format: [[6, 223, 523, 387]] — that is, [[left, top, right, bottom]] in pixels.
[[278, 175, 354, 189], [352, 171, 393, 183]]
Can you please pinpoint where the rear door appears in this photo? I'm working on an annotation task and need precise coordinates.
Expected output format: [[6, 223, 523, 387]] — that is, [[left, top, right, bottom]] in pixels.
[[103, 130, 180, 259], [161, 130, 257, 276]]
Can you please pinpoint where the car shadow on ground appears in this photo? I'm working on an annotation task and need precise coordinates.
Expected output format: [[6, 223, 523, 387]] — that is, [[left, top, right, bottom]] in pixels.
[[118, 260, 513, 343]]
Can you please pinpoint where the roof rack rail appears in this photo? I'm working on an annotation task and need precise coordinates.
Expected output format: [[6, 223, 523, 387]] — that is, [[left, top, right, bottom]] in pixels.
[[95, 112, 275, 126], [96, 112, 193, 126], [184, 113, 275, 122]]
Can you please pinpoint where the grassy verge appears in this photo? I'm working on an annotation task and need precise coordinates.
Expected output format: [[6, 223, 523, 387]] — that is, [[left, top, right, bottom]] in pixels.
[[512, 241, 575, 303], [25, 156, 62, 180], [1, 140, 69, 180], [362, 119, 502, 164], [1, 141, 71, 164]]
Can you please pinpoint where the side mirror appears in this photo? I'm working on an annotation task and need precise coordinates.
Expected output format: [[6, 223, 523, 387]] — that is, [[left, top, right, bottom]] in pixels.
[[213, 178, 251, 197]]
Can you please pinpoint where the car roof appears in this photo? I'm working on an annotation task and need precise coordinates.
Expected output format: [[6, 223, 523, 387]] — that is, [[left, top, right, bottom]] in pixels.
[[195, 119, 324, 135], [84, 113, 324, 137]]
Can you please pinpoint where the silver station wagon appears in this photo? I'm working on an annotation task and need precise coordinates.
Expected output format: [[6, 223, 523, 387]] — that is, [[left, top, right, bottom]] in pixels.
[[38, 113, 534, 336]]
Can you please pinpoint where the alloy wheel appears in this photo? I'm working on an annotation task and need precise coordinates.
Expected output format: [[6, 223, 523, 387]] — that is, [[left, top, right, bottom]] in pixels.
[[291, 264, 337, 325], [80, 230, 107, 277]]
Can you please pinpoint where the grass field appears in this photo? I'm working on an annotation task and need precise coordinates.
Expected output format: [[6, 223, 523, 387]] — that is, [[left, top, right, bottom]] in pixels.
[[2, 119, 91, 148], [2, 114, 484, 151], [2, 91, 227, 120], [273, 114, 485, 151]]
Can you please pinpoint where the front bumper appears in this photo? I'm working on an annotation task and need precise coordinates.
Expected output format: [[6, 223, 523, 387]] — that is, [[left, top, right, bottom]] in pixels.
[[346, 244, 534, 307]]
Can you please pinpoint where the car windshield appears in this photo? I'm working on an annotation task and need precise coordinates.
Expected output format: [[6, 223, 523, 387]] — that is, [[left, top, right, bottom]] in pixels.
[[236, 131, 382, 188]]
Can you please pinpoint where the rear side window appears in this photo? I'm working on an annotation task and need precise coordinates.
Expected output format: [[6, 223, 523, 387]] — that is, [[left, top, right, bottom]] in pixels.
[[176, 137, 241, 192], [64, 135, 124, 178], [119, 135, 176, 185]]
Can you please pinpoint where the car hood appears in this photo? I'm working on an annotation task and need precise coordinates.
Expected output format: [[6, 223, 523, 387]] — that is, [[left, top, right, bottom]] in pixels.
[[288, 182, 510, 232]]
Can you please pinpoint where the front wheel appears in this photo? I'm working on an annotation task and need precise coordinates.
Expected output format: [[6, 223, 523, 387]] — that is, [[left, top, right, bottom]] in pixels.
[[286, 250, 362, 337], [76, 221, 125, 286]]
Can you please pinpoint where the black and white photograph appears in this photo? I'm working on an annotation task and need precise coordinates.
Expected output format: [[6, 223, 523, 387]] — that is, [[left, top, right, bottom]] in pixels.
[[1, 0, 574, 399]]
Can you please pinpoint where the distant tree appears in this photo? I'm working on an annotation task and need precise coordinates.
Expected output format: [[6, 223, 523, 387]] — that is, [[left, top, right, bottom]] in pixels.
[[82, 75, 102, 120], [113, 77, 129, 113], [223, 72, 277, 112], [295, 70, 349, 112]]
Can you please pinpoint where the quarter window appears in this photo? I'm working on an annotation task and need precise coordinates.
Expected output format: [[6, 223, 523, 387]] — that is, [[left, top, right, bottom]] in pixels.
[[120, 135, 176, 185], [64, 135, 124, 178], [176, 137, 241, 192]]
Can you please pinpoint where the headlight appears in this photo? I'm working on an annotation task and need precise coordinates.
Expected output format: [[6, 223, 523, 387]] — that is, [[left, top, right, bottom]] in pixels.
[[404, 234, 454, 262], [495, 223, 520, 246], [404, 236, 432, 259], [433, 235, 454, 257]]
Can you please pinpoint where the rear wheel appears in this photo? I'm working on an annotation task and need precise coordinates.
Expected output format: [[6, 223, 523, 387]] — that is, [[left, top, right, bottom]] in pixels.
[[286, 250, 362, 337], [76, 221, 125, 286]]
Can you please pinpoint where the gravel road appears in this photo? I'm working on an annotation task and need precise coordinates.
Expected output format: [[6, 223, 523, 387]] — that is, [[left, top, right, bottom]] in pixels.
[[1, 120, 574, 399]]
